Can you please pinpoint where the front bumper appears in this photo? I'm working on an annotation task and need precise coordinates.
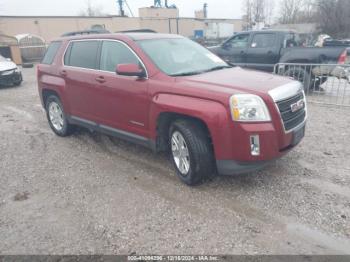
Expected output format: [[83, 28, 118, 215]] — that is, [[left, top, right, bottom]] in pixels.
[[0, 71, 22, 86], [216, 160, 272, 176], [215, 120, 306, 176]]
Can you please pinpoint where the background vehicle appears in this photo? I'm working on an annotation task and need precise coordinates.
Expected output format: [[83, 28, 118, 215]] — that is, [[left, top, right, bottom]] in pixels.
[[210, 30, 349, 90], [0, 55, 22, 87], [37, 33, 306, 186]]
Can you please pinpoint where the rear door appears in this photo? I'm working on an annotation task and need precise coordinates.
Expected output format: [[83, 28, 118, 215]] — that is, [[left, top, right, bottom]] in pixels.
[[92, 40, 150, 138], [245, 32, 279, 72], [215, 33, 250, 65], [62, 40, 101, 121]]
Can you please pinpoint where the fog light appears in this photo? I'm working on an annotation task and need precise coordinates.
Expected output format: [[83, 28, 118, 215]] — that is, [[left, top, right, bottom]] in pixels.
[[250, 135, 260, 156]]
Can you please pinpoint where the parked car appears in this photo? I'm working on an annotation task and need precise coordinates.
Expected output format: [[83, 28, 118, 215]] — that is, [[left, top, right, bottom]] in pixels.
[[37, 33, 307, 185], [210, 30, 349, 90], [0, 55, 22, 87]]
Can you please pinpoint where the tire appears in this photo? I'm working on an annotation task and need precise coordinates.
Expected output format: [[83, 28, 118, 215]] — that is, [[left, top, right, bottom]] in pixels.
[[169, 119, 214, 186], [45, 95, 73, 137], [13, 80, 22, 87], [284, 67, 312, 92]]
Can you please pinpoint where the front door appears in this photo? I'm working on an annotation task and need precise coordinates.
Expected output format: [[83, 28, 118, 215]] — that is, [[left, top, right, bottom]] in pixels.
[[92, 40, 150, 138], [246, 33, 279, 72], [216, 33, 250, 65]]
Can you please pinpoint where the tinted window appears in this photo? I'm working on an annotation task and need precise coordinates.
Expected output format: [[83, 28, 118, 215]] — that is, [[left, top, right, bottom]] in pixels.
[[66, 41, 99, 69], [251, 34, 275, 48], [42, 42, 61, 64], [284, 33, 301, 48], [100, 41, 139, 72], [227, 34, 249, 48]]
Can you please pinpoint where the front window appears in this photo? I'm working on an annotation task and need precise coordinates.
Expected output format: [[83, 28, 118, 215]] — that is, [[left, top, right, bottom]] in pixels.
[[137, 38, 230, 76]]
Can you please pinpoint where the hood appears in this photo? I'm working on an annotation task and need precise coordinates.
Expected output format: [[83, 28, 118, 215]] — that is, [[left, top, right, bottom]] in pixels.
[[0, 61, 17, 72], [177, 67, 294, 96]]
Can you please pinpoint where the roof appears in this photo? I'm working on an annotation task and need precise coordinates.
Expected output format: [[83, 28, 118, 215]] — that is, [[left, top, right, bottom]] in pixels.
[[57, 33, 183, 42]]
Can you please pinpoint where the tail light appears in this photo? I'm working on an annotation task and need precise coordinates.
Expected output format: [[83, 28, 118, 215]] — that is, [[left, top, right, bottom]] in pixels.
[[338, 50, 348, 64]]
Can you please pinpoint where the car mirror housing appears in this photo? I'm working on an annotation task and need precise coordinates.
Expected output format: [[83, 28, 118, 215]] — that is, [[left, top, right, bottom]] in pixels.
[[116, 64, 146, 78]]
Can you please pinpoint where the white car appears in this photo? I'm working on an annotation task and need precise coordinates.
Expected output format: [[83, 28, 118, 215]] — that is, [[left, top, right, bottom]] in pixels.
[[0, 55, 22, 86]]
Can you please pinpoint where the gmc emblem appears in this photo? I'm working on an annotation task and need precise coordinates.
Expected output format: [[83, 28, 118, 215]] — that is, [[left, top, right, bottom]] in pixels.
[[291, 99, 305, 113]]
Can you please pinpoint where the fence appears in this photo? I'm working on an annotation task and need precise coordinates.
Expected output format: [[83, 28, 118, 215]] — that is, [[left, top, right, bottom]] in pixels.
[[274, 63, 350, 107]]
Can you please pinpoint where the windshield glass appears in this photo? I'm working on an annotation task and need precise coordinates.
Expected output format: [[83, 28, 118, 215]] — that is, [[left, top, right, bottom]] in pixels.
[[137, 38, 229, 76]]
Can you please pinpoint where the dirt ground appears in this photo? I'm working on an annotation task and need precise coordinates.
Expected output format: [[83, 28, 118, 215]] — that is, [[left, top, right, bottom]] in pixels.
[[0, 67, 349, 255]]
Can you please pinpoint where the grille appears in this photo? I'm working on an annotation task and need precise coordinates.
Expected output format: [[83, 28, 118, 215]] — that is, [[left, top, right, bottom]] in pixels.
[[276, 92, 306, 132]]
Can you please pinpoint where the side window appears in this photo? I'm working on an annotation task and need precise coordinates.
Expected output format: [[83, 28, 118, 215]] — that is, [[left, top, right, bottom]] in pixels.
[[227, 34, 249, 48], [100, 41, 140, 72], [65, 41, 99, 69], [251, 34, 275, 48], [41, 41, 61, 64], [283, 33, 300, 48]]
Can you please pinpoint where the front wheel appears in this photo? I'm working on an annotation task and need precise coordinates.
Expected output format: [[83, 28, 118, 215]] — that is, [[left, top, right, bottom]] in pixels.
[[169, 119, 215, 186], [45, 95, 74, 136]]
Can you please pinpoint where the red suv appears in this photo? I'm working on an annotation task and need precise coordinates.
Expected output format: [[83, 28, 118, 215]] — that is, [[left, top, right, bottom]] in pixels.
[[37, 33, 307, 185]]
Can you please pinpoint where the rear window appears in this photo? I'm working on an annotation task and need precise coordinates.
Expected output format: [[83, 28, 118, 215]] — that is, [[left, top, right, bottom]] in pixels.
[[41, 42, 61, 64], [64, 41, 100, 69]]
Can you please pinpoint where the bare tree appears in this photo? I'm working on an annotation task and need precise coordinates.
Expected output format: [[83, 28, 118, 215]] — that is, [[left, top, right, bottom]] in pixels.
[[278, 0, 305, 24], [315, 0, 350, 38], [242, 0, 275, 29], [79, 0, 106, 16]]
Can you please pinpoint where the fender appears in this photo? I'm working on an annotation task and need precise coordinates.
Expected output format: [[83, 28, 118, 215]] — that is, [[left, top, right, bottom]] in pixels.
[[149, 93, 232, 159], [39, 74, 71, 113]]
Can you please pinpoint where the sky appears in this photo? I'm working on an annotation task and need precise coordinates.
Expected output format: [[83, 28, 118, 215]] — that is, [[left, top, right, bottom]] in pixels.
[[0, 0, 245, 19]]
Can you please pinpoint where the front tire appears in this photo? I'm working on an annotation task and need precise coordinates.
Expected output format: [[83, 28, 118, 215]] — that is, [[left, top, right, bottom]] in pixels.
[[169, 119, 214, 186], [45, 95, 73, 137]]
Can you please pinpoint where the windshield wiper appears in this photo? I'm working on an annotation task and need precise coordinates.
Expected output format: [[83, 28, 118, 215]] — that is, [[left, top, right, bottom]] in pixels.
[[203, 65, 232, 73], [170, 71, 204, 77], [170, 65, 232, 77]]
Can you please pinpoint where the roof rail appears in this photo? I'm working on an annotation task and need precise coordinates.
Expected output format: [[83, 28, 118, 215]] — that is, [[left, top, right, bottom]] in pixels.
[[61, 29, 110, 37], [117, 29, 157, 33]]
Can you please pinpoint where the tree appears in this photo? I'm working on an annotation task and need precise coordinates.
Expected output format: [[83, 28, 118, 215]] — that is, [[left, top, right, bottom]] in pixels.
[[278, 0, 305, 24], [79, 0, 106, 16], [242, 0, 275, 29], [315, 0, 350, 38]]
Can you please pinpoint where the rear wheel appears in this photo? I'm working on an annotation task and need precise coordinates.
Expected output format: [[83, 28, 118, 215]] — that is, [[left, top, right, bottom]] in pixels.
[[169, 119, 214, 186], [45, 95, 73, 136]]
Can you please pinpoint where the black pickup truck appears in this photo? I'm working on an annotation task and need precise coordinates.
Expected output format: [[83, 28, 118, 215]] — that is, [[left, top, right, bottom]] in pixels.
[[210, 30, 349, 89]]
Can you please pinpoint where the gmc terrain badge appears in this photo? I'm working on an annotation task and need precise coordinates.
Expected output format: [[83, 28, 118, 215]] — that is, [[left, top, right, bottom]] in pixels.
[[291, 99, 305, 113]]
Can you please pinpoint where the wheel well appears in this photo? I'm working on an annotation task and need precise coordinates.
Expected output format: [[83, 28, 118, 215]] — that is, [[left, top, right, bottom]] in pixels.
[[42, 89, 60, 107], [156, 112, 213, 153]]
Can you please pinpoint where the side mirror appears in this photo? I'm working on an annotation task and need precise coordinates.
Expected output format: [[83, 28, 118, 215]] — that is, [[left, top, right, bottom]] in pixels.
[[6, 58, 11, 62], [116, 64, 146, 78], [222, 42, 231, 50]]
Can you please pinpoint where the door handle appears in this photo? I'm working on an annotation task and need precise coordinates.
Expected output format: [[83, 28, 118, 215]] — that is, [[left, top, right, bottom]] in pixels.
[[60, 70, 67, 76], [95, 76, 106, 83]]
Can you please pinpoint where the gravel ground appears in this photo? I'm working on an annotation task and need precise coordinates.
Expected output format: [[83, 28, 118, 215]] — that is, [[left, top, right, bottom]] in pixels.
[[0, 67, 349, 255]]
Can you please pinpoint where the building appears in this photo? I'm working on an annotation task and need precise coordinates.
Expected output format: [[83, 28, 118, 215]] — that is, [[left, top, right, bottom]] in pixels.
[[0, 7, 243, 43]]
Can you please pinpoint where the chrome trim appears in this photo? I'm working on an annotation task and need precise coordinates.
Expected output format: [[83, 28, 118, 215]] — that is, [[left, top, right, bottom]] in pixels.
[[271, 90, 308, 134], [268, 81, 303, 102], [61, 39, 149, 79]]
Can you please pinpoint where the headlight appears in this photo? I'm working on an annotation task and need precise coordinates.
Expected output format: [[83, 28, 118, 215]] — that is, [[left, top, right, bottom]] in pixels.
[[230, 94, 271, 122], [15, 67, 21, 73]]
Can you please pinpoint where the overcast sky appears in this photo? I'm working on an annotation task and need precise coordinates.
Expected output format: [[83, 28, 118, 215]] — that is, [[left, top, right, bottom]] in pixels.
[[0, 0, 245, 19]]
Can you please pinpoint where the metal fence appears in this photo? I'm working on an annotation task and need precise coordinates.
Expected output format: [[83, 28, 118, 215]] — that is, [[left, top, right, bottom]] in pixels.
[[274, 63, 350, 107]]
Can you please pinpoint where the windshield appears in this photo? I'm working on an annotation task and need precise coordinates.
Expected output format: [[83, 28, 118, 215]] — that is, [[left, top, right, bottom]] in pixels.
[[137, 38, 230, 76]]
